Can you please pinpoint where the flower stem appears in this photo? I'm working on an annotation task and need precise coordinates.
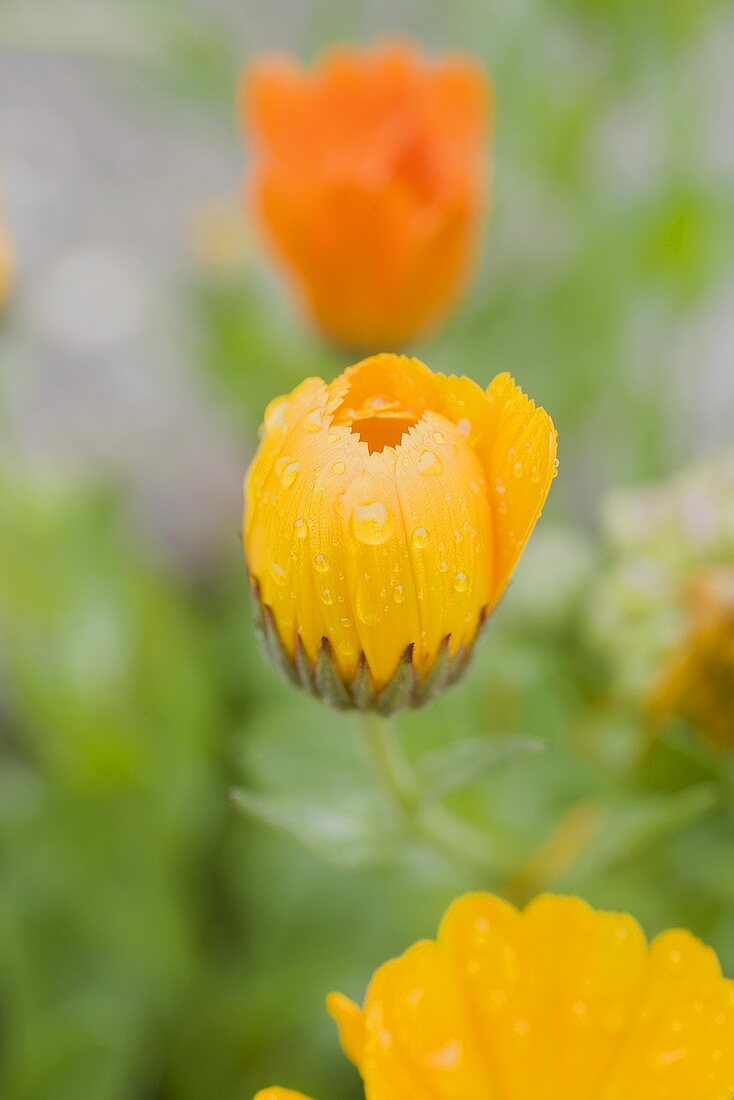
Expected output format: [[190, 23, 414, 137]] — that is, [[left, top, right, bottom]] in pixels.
[[359, 712, 504, 875]]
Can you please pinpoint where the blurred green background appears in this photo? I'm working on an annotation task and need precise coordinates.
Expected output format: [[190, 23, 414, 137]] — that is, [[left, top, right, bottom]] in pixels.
[[1, 1, 734, 1097]]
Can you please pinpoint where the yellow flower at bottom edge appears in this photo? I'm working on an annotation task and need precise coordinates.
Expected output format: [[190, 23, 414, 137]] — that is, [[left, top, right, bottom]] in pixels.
[[254, 891, 734, 1100], [244, 353, 557, 713]]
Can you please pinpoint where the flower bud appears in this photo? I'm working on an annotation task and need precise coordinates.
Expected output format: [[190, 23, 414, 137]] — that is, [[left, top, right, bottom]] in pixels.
[[244, 353, 557, 713], [241, 41, 490, 348]]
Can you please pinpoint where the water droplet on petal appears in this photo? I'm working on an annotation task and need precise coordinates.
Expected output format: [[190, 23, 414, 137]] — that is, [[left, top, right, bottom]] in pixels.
[[321, 588, 333, 605], [269, 562, 286, 585], [432, 430, 445, 444], [264, 397, 289, 433], [512, 461, 524, 478], [438, 560, 449, 573], [393, 585, 405, 604], [356, 586, 379, 625], [304, 409, 324, 433], [453, 571, 468, 593], [412, 526, 430, 550], [457, 418, 477, 444], [293, 518, 307, 539], [275, 456, 299, 489], [417, 450, 442, 476], [313, 553, 329, 573], [332, 460, 346, 475], [351, 501, 395, 546]]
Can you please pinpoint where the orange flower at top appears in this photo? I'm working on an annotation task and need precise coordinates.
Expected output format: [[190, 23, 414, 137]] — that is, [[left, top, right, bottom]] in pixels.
[[255, 892, 734, 1100], [242, 41, 490, 348]]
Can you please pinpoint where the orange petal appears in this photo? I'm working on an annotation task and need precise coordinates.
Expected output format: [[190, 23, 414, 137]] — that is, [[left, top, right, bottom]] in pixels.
[[481, 373, 558, 605]]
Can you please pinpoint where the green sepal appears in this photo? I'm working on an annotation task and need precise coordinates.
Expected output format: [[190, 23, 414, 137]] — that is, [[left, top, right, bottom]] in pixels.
[[414, 635, 451, 706], [351, 655, 374, 711], [314, 639, 352, 710], [249, 581, 489, 715], [375, 644, 415, 715]]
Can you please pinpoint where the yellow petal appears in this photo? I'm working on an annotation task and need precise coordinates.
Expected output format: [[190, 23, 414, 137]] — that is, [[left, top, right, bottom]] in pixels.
[[482, 373, 558, 605], [326, 991, 365, 1068], [599, 929, 734, 1100], [362, 939, 489, 1099], [253, 1090, 316, 1100]]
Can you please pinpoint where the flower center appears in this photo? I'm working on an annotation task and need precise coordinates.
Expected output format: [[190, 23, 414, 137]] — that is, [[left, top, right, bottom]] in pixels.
[[333, 395, 419, 454]]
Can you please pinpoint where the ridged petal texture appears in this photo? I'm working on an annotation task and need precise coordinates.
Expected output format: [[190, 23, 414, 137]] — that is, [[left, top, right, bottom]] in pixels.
[[242, 41, 490, 348], [254, 892, 734, 1099], [244, 354, 557, 705]]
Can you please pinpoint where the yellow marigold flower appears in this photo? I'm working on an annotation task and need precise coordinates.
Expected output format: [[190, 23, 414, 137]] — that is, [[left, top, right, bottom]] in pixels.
[[254, 891, 734, 1100], [244, 353, 557, 712], [241, 40, 490, 348], [649, 566, 734, 748]]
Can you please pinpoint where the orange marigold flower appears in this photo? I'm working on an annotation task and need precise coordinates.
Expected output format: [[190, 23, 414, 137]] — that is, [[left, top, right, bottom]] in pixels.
[[244, 354, 556, 712], [254, 891, 734, 1100], [241, 40, 490, 348]]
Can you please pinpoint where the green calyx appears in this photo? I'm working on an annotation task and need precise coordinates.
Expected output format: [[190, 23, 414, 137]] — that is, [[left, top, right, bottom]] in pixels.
[[249, 579, 487, 716]]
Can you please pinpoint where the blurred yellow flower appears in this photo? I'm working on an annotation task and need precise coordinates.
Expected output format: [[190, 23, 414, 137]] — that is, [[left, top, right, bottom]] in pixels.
[[244, 353, 556, 712], [0, 181, 12, 307], [649, 566, 734, 748], [241, 40, 490, 348], [589, 452, 734, 748], [255, 891, 734, 1100]]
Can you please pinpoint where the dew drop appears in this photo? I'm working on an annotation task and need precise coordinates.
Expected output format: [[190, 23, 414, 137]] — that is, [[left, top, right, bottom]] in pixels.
[[356, 586, 379, 626], [351, 501, 395, 546], [453, 571, 468, 593], [304, 409, 324, 433], [438, 560, 449, 574], [293, 518, 307, 539], [275, 456, 300, 488], [417, 450, 442, 476], [512, 461, 524, 478], [313, 553, 329, 573], [264, 397, 289, 433], [393, 585, 405, 604], [321, 588, 334, 605], [269, 562, 286, 585], [530, 465, 541, 483], [457, 418, 477, 444], [412, 526, 430, 550], [432, 430, 445, 445], [327, 432, 338, 443], [332, 460, 346, 475]]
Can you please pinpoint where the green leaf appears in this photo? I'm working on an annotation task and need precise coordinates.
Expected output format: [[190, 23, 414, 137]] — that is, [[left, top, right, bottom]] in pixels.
[[417, 734, 550, 798], [230, 787, 399, 867]]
